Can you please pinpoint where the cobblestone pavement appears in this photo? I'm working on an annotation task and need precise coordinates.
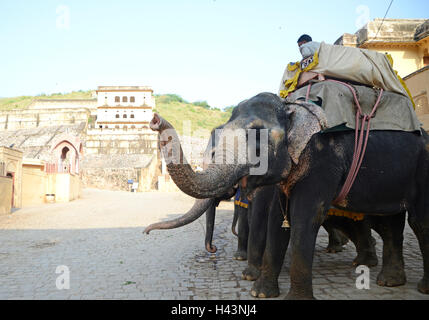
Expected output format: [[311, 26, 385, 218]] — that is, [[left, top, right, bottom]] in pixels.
[[0, 188, 428, 300]]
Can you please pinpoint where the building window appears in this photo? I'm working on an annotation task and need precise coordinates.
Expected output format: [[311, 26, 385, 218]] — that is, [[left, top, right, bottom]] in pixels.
[[115, 125, 120, 129], [115, 96, 120, 102], [122, 96, 128, 102], [131, 125, 136, 129], [123, 114, 127, 118], [130, 96, 135, 103], [130, 114, 135, 118], [115, 114, 120, 118]]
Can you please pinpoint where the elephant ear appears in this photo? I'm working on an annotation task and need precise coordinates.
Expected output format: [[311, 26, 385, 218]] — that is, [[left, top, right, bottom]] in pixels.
[[286, 101, 328, 165]]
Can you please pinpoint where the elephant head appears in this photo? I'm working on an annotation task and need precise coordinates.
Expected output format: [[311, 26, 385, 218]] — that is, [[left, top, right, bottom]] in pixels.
[[145, 92, 327, 251], [150, 93, 293, 198]]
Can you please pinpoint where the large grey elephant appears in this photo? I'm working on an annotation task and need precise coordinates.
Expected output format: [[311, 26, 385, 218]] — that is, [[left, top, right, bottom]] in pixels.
[[144, 124, 379, 298], [149, 92, 429, 299]]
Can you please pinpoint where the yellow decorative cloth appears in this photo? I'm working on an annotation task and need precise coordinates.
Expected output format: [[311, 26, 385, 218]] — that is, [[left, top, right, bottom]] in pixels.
[[327, 208, 364, 221]]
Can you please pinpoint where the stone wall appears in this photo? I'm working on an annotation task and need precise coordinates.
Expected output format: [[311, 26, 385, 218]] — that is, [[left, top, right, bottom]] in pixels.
[[0, 108, 90, 131], [22, 164, 47, 206], [46, 173, 81, 203], [80, 153, 158, 191], [84, 128, 158, 155], [0, 176, 12, 214], [405, 66, 429, 129], [29, 99, 97, 112], [81, 167, 140, 191]]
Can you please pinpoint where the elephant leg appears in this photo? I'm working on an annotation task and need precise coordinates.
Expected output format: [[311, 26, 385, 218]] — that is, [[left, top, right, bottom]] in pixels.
[[234, 204, 249, 261], [322, 223, 348, 253], [368, 212, 406, 287], [408, 210, 429, 294], [242, 186, 273, 281], [322, 216, 378, 267], [251, 188, 290, 298], [286, 196, 326, 299]]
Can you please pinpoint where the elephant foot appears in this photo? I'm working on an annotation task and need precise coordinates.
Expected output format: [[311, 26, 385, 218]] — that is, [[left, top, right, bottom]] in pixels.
[[233, 250, 247, 261], [417, 276, 429, 294], [377, 267, 406, 287], [326, 231, 348, 253], [285, 291, 315, 300], [352, 251, 378, 267], [250, 275, 279, 298], [325, 243, 345, 253], [241, 265, 260, 281]]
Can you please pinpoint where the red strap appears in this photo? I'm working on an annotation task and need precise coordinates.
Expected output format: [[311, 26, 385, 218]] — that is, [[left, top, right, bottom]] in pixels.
[[325, 80, 383, 205]]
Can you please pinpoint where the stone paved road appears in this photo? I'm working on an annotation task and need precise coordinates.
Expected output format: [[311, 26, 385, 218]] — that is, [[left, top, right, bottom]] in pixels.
[[0, 188, 428, 300]]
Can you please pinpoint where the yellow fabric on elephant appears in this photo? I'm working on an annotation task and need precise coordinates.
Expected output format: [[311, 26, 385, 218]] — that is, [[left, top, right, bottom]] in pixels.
[[327, 208, 364, 221], [234, 199, 248, 208], [279, 42, 415, 108], [279, 52, 319, 98]]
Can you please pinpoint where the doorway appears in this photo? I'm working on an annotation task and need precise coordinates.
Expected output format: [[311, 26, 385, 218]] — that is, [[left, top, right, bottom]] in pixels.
[[6, 172, 14, 208]]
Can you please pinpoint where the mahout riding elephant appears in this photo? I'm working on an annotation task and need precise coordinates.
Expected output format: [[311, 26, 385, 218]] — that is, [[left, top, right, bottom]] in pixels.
[[149, 92, 429, 299]]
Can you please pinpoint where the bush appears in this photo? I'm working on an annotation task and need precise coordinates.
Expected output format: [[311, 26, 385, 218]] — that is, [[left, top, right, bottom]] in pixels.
[[157, 94, 188, 104], [192, 100, 211, 109]]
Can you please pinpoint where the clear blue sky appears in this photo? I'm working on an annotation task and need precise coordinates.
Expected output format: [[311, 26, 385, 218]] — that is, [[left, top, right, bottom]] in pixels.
[[0, 0, 428, 108]]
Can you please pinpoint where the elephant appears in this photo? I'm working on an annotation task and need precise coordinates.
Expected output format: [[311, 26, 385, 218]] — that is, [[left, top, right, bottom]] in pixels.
[[231, 183, 382, 298], [149, 91, 429, 299], [144, 122, 373, 274], [231, 186, 351, 261], [145, 121, 353, 260], [145, 181, 378, 298]]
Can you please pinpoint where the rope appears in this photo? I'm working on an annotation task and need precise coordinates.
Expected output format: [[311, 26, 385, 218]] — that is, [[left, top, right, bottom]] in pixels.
[[326, 79, 383, 205]]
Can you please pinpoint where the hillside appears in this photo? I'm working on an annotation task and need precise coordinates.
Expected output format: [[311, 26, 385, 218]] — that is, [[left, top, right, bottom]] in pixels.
[[0, 90, 93, 110], [153, 94, 233, 135], [0, 91, 233, 135]]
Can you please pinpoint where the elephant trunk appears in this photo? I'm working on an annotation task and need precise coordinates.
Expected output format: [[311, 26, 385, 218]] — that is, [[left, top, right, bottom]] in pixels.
[[150, 114, 248, 199], [205, 204, 217, 253], [144, 198, 215, 234]]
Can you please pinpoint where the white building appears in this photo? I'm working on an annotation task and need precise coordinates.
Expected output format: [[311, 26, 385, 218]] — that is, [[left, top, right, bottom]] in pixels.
[[95, 86, 155, 130]]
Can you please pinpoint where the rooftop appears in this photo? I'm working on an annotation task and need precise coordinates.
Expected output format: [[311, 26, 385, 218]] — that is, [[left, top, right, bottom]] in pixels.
[[335, 18, 429, 47], [97, 86, 153, 92]]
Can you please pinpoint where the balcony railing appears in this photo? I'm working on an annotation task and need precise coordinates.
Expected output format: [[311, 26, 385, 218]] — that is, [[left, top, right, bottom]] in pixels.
[[45, 163, 72, 174]]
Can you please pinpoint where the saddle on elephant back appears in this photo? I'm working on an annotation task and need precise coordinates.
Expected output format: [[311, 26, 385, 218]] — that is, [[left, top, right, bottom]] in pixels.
[[278, 42, 422, 221]]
